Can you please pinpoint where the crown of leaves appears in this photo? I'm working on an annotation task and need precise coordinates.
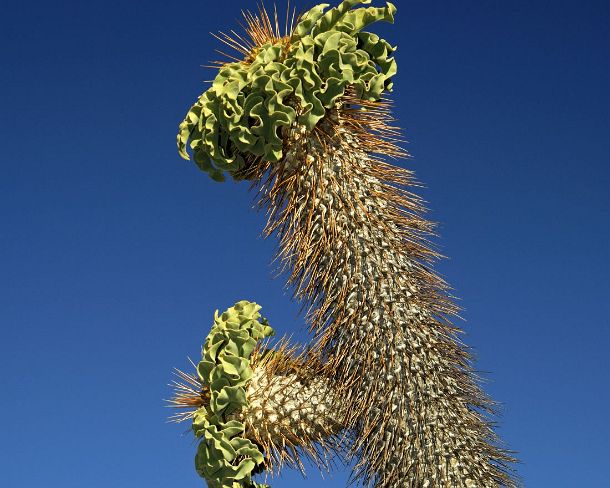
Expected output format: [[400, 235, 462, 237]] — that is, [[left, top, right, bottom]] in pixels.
[[192, 301, 274, 488], [177, 0, 397, 181]]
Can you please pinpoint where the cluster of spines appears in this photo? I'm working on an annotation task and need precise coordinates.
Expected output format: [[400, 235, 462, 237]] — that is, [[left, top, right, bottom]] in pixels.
[[246, 110, 517, 486]]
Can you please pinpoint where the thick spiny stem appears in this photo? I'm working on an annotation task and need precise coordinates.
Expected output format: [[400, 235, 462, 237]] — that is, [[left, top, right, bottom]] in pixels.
[[250, 116, 516, 487], [238, 365, 346, 473]]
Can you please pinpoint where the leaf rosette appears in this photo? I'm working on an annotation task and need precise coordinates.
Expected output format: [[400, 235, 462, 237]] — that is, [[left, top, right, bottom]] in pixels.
[[177, 0, 397, 180], [192, 300, 274, 488]]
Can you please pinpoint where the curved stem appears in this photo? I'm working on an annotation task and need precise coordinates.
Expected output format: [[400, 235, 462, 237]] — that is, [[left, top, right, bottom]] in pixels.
[[249, 115, 516, 487]]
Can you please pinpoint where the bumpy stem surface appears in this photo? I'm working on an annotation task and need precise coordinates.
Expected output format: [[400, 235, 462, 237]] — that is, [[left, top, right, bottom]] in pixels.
[[249, 116, 516, 487], [238, 362, 345, 473]]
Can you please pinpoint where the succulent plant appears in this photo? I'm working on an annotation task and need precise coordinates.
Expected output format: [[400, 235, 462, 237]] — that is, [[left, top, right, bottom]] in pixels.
[[172, 2, 518, 487]]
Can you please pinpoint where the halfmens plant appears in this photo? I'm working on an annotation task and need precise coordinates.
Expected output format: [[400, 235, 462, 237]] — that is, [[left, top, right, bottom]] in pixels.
[[171, 1, 518, 487]]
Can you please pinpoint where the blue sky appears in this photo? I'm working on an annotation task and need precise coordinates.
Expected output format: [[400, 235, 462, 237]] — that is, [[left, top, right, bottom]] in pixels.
[[1, 0, 608, 486]]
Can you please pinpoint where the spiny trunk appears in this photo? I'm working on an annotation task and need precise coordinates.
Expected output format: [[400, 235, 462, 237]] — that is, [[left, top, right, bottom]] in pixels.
[[249, 115, 516, 487]]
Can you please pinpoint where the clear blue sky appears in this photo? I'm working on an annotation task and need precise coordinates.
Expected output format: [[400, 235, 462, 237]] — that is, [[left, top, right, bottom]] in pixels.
[[1, 0, 608, 486]]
